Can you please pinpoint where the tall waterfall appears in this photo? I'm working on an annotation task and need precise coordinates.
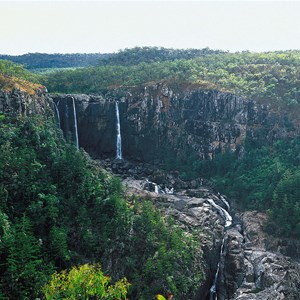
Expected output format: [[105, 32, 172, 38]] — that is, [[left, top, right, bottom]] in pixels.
[[54, 102, 60, 128], [72, 97, 79, 149], [208, 198, 232, 300], [115, 102, 122, 159]]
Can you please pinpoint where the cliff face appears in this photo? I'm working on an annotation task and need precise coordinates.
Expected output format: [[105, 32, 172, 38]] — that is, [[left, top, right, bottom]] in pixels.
[[0, 87, 51, 116], [51, 82, 298, 161]]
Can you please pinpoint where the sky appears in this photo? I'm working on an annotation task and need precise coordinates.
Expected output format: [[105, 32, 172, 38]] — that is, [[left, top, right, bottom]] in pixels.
[[0, 1, 299, 55]]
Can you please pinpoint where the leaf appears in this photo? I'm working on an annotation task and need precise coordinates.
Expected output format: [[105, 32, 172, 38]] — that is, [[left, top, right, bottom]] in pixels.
[[156, 294, 166, 300]]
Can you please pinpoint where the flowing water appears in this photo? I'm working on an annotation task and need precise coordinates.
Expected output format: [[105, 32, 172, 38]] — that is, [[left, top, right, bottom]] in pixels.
[[72, 97, 79, 149], [54, 102, 60, 128], [115, 102, 122, 159], [208, 198, 233, 300]]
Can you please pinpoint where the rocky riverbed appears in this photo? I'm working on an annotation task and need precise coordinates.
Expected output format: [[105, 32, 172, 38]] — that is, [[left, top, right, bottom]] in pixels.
[[99, 158, 300, 300]]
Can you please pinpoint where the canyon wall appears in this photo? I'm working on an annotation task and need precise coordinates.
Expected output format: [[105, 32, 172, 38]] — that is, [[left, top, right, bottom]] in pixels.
[[51, 82, 298, 161]]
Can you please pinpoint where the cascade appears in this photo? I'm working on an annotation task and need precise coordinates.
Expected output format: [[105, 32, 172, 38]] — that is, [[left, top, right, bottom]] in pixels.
[[72, 97, 79, 149], [207, 198, 232, 300], [220, 195, 230, 211], [54, 101, 60, 128], [115, 102, 122, 159], [65, 101, 69, 136]]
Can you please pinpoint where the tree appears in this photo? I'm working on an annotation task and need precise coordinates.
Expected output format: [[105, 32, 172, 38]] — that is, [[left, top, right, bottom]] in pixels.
[[43, 264, 129, 300]]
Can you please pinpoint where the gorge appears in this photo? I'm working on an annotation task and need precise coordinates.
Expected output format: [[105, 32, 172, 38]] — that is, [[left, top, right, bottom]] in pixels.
[[1, 50, 300, 299], [48, 82, 300, 299]]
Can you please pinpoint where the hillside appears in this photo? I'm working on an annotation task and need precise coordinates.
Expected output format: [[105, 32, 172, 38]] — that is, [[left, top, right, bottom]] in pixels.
[[40, 49, 300, 114], [0, 53, 110, 70]]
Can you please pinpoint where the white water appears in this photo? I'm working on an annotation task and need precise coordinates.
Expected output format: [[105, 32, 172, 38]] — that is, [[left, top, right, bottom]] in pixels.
[[208, 198, 232, 300], [207, 199, 232, 228], [210, 237, 226, 300], [220, 195, 230, 211], [115, 102, 123, 159], [54, 102, 60, 128], [165, 187, 174, 194], [72, 97, 79, 149]]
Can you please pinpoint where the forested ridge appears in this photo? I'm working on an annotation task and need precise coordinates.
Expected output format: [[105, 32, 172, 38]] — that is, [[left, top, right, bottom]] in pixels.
[[0, 53, 110, 70], [40, 48, 300, 113]]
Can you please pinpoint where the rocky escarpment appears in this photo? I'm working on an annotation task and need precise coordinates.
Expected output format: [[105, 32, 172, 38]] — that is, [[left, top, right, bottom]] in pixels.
[[51, 82, 299, 161], [0, 87, 52, 116], [220, 212, 300, 300]]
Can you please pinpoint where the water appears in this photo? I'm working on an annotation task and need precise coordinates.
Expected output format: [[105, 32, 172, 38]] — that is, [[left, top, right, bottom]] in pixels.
[[115, 102, 122, 159], [72, 97, 79, 149], [54, 102, 60, 128], [207, 197, 232, 299], [207, 199, 232, 228], [210, 237, 226, 300], [220, 195, 230, 211]]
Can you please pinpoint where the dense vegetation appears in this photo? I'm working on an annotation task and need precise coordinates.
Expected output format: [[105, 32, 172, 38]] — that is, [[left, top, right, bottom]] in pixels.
[[44, 264, 129, 299], [97, 46, 225, 66], [40, 49, 300, 113], [164, 134, 300, 238], [0, 107, 203, 299], [0, 53, 110, 70], [0, 60, 43, 95]]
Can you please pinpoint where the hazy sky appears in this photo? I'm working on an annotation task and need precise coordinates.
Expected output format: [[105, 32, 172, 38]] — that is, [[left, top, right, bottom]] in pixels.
[[0, 1, 299, 55]]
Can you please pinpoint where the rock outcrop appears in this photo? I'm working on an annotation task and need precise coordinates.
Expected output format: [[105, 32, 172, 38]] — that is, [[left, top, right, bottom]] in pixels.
[[0, 87, 52, 116], [101, 159, 300, 300], [51, 82, 299, 162], [220, 212, 300, 300]]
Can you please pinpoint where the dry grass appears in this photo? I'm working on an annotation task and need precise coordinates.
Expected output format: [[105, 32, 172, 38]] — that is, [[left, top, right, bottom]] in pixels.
[[0, 75, 44, 96]]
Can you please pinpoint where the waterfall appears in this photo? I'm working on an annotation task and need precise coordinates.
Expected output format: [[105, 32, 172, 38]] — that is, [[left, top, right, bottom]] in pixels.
[[54, 102, 60, 128], [65, 101, 69, 137], [210, 237, 226, 300], [207, 199, 232, 228], [220, 195, 230, 211], [115, 102, 122, 159], [72, 97, 79, 149], [207, 198, 232, 300]]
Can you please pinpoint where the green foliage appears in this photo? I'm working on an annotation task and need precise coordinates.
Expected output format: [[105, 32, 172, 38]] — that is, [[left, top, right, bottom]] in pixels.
[[0, 215, 50, 299], [0, 113, 204, 299], [156, 295, 167, 300], [0, 53, 110, 70], [125, 201, 203, 299], [44, 264, 129, 300], [266, 169, 300, 237], [0, 59, 39, 83], [162, 130, 300, 239], [97, 46, 224, 66], [41, 50, 300, 114]]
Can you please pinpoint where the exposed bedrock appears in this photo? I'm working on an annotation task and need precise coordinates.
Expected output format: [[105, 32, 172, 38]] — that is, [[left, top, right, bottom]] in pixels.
[[101, 159, 300, 300], [50, 82, 298, 162]]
